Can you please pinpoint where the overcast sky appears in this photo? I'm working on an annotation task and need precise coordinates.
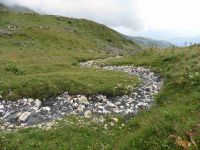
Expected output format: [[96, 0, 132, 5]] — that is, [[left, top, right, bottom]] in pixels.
[[1, 0, 200, 41]]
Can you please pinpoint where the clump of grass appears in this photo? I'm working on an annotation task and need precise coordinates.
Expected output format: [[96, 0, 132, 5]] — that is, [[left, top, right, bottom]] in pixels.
[[5, 64, 24, 75], [189, 72, 200, 86]]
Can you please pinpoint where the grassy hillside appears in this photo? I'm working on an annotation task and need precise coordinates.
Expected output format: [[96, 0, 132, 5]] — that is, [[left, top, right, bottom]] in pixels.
[[0, 9, 140, 99], [1, 46, 199, 150]]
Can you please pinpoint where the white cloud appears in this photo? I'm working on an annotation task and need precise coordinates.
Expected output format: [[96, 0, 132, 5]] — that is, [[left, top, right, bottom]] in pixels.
[[136, 0, 200, 36]]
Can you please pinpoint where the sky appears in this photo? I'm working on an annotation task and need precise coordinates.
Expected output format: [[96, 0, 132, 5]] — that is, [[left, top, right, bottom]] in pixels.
[[1, 0, 200, 44]]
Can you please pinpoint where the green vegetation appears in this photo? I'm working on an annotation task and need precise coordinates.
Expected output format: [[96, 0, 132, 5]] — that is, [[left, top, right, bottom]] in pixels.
[[0, 10, 140, 99], [1, 46, 200, 150], [103, 46, 200, 149]]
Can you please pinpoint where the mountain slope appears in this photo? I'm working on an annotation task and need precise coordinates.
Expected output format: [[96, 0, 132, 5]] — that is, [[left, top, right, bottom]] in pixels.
[[125, 35, 174, 48]]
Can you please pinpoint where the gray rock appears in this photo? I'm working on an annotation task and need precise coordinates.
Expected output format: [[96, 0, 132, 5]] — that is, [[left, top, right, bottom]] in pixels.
[[62, 92, 68, 98]]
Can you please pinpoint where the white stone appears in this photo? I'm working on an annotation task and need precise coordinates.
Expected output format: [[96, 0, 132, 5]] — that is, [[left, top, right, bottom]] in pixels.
[[8, 124, 15, 129], [28, 98, 34, 103], [57, 96, 63, 100], [98, 106, 104, 110], [35, 99, 42, 109], [79, 96, 89, 104], [115, 102, 121, 106], [77, 105, 85, 112], [111, 118, 119, 123], [0, 105, 4, 110], [107, 101, 116, 108], [0, 126, 6, 130], [137, 102, 148, 107], [21, 98, 28, 105], [41, 107, 51, 112], [110, 122, 114, 126], [84, 110, 92, 118], [104, 124, 108, 130], [120, 105, 124, 109], [18, 112, 31, 122], [125, 109, 133, 115], [128, 98, 134, 103], [16, 112, 23, 119], [73, 102, 78, 108]]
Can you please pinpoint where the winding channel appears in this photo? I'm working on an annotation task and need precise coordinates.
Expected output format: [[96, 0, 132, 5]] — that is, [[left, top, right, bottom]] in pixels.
[[0, 58, 163, 131]]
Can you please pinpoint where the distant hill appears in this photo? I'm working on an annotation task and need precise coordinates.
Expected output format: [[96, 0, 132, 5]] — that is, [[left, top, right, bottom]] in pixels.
[[124, 35, 174, 49]]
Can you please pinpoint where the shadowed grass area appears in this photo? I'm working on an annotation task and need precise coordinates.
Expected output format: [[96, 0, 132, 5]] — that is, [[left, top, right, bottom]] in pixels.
[[0, 10, 140, 99]]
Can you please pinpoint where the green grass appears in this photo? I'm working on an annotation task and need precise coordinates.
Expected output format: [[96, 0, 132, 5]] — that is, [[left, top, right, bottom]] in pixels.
[[0, 116, 112, 150], [0, 10, 140, 99], [1, 46, 199, 150], [103, 46, 200, 149]]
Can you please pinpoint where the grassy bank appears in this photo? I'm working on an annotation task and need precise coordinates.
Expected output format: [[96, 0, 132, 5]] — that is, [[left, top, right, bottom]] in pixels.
[[1, 46, 199, 150], [104, 46, 200, 149]]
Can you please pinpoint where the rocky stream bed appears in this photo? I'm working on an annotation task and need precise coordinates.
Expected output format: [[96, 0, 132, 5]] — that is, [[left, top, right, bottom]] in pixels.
[[0, 58, 163, 131]]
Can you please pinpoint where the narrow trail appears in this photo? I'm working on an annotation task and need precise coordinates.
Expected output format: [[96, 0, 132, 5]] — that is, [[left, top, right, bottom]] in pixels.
[[0, 58, 163, 131]]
